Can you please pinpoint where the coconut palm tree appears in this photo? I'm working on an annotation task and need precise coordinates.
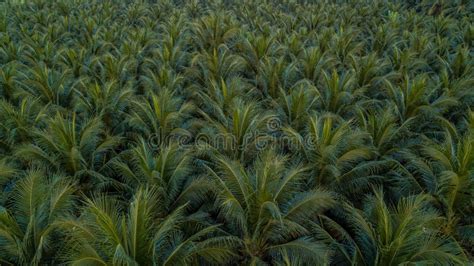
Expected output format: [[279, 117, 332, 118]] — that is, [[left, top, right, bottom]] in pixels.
[[192, 14, 240, 51], [189, 44, 246, 87], [127, 88, 194, 145], [0, 170, 76, 265], [15, 62, 73, 107], [0, 63, 20, 101], [317, 70, 365, 117], [60, 187, 238, 265], [0, 97, 48, 151], [274, 80, 319, 131], [206, 150, 335, 265], [335, 189, 467, 265], [197, 99, 273, 162], [14, 113, 121, 189], [256, 56, 300, 98], [112, 139, 213, 214], [236, 32, 280, 76], [298, 47, 335, 83], [283, 113, 385, 196], [73, 80, 133, 132], [384, 76, 457, 124], [192, 76, 256, 132], [418, 130, 474, 250]]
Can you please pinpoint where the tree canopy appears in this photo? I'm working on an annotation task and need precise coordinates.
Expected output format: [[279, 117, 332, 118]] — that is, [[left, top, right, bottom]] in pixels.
[[0, 0, 473, 265]]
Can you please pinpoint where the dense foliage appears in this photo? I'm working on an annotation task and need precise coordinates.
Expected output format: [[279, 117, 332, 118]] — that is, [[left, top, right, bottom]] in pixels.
[[0, 0, 473, 265]]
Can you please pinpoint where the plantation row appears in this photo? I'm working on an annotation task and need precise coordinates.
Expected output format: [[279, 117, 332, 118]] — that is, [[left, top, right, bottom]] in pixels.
[[0, 0, 473, 265]]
